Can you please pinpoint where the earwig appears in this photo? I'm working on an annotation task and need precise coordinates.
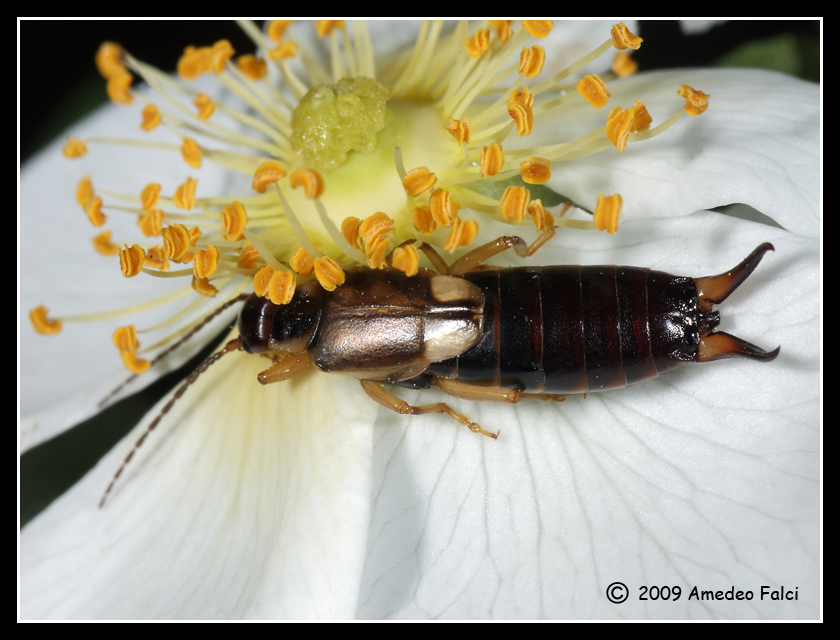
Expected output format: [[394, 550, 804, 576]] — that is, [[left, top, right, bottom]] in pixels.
[[99, 231, 779, 506]]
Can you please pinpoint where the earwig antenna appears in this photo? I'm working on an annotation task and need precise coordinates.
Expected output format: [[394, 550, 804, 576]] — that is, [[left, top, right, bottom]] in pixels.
[[98, 294, 250, 408], [98, 338, 244, 509]]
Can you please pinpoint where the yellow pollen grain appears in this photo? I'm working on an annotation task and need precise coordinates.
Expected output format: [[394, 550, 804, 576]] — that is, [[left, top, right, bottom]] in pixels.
[[411, 205, 438, 234], [221, 201, 248, 241], [252, 161, 287, 193], [465, 29, 491, 60], [193, 246, 220, 279], [360, 212, 395, 244], [520, 157, 552, 184], [85, 197, 106, 227], [290, 168, 325, 199], [445, 217, 479, 252], [106, 70, 134, 104], [193, 93, 215, 120], [268, 41, 298, 61], [173, 177, 197, 209], [30, 305, 62, 335], [141, 104, 162, 131], [430, 189, 461, 227], [480, 143, 504, 177], [181, 137, 202, 168], [392, 245, 419, 277], [238, 242, 260, 269], [500, 186, 530, 223], [612, 52, 638, 78], [341, 216, 364, 249], [161, 224, 191, 260], [237, 54, 268, 80], [192, 275, 218, 297], [508, 101, 534, 137], [611, 22, 643, 50], [76, 177, 94, 207], [268, 20, 294, 41], [119, 244, 145, 278], [145, 246, 170, 270], [290, 247, 315, 276], [140, 183, 162, 210], [528, 199, 554, 231], [120, 349, 151, 374], [519, 45, 546, 78], [522, 20, 554, 38], [313, 256, 345, 292], [209, 39, 234, 73], [95, 41, 126, 79], [316, 21, 345, 38], [366, 235, 391, 269], [594, 193, 622, 234], [178, 45, 211, 81], [445, 118, 470, 145], [489, 20, 513, 43], [63, 137, 88, 159], [93, 230, 120, 255], [112, 325, 140, 352], [402, 167, 438, 198], [678, 85, 711, 116], [139, 209, 163, 237], [577, 74, 611, 108]]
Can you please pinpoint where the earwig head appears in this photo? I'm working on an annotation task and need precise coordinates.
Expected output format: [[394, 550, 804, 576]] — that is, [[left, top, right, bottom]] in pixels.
[[238, 283, 323, 355], [694, 243, 780, 363]]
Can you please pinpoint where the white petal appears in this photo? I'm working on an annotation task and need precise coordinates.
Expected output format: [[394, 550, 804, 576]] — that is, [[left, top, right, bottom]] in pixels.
[[21, 347, 373, 619]]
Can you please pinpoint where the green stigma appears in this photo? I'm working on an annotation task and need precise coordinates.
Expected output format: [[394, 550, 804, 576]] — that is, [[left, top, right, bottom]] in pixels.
[[291, 77, 393, 173]]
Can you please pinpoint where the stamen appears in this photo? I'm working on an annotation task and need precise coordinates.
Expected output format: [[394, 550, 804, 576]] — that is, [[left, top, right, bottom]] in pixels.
[[192, 276, 218, 297], [181, 137, 202, 168], [269, 42, 298, 61], [499, 185, 530, 222], [611, 22, 643, 50], [465, 29, 491, 60], [76, 177, 94, 206], [605, 101, 651, 153], [145, 246, 170, 270], [577, 74, 611, 109], [107, 71, 134, 104], [521, 21, 554, 39], [507, 101, 533, 137], [193, 93, 216, 120], [140, 183, 161, 210], [290, 168, 325, 199], [528, 199, 554, 231], [173, 177, 198, 209], [366, 234, 391, 269], [237, 243, 260, 269], [139, 209, 163, 237], [392, 244, 419, 277], [518, 45, 545, 78], [520, 157, 551, 184], [30, 306, 62, 335], [479, 143, 504, 177], [178, 46, 211, 81], [252, 161, 287, 193], [236, 54, 268, 80], [411, 206, 438, 234], [85, 197, 106, 227], [112, 325, 140, 352], [63, 137, 88, 159], [430, 189, 461, 227], [93, 230, 120, 255], [489, 20, 513, 43], [611, 52, 638, 77], [161, 224, 192, 261], [313, 256, 345, 291], [678, 84, 711, 116], [193, 246, 220, 279], [402, 167, 438, 198], [594, 193, 622, 233], [444, 217, 478, 252], [208, 40, 234, 73], [290, 247, 315, 276], [360, 212, 395, 245], [341, 217, 364, 249], [95, 42, 126, 79], [140, 104, 161, 131], [220, 201, 248, 240], [268, 20, 293, 41], [254, 265, 296, 305], [119, 244, 146, 278], [445, 118, 470, 146], [316, 21, 345, 38], [120, 349, 151, 374]]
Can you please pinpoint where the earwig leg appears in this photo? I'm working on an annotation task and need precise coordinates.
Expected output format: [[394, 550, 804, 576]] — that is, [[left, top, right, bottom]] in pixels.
[[432, 376, 524, 404], [695, 243, 774, 310], [448, 227, 556, 275], [698, 331, 781, 363], [521, 392, 567, 403], [257, 352, 312, 384], [360, 380, 498, 438], [415, 242, 452, 275]]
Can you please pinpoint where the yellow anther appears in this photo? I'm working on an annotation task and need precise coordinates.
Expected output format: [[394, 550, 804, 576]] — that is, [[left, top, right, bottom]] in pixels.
[[445, 118, 471, 146], [509, 86, 534, 109], [611, 22, 643, 50], [290, 168, 325, 199], [237, 54, 268, 81], [30, 306, 62, 335], [112, 325, 140, 352], [290, 247, 315, 276], [479, 143, 505, 177], [161, 224, 191, 260], [577, 74, 611, 109], [489, 20, 513, 43], [208, 39, 234, 73], [188, 226, 202, 247], [392, 244, 420, 277], [192, 275, 218, 298], [605, 101, 651, 153], [76, 177, 94, 207], [119, 244, 145, 278], [518, 45, 545, 78], [402, 167, 438, 198], [313, 256, 345, 292], [429, 189, 461, 227], [521, 20, 554, 39], [316, 21, 345, 38], [92, 230, 120, 256], [268, 20, 294, 41], [611, 52, 638, 78], [178, 45, 211, 80], [181, 137, 202, 168], [192, 246, 220, 279], [341, 216, 364, 249], [252, 161, 287, 193], [95, 42, 126, 79], [254, 266, 296, 305], [268, 41, 299, 61], [678, 85, 711, 117], [527, 199, 554, 231], [444, 217, 479, 252], [120, 350, 151, 374], [139, 208, 163, 237], [140, 104, 162, 131], [220, 201, 248, 241], [193, 93, 215, 120], [254, 265, 282, 302], [499, 185, 530, 223], [365, 235, 391, 269], [85, 197, 106, 227], [508, 101, 534, 137], [144, 246, 170, 270], [106, 70, 134, 104], [238, 242, 260, 270], [594, 193, 622, 234], [173, 177, 197, 209], [140, 183, 161, 210], [63, 137, 88, 159], [360, 212, 395, 244], [411, 205, 438, 234], [465, 29, 491, 60], [520, 157, 552, 185]]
